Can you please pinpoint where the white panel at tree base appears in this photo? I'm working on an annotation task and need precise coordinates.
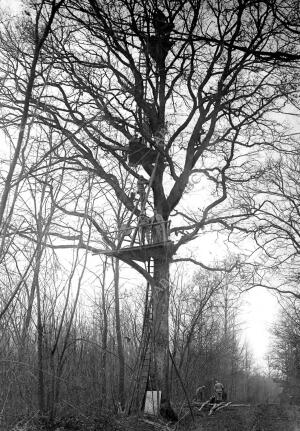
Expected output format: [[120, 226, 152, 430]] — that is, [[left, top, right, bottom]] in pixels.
[[144, 391, 161, 415]]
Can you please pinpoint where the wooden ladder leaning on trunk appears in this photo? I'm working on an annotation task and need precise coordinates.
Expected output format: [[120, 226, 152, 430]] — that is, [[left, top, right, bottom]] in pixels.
[[125, 258, 155, 414]]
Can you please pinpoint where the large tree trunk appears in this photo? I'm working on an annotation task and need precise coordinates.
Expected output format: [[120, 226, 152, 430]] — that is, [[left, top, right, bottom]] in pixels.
[[152, 255, 170, 401]]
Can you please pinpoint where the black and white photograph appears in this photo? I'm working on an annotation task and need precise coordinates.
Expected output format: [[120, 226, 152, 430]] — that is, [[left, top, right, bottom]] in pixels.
[[1, 0, 300, 429]]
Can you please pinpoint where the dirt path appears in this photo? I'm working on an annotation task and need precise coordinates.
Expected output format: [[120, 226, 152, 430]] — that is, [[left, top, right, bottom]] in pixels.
[[248, 404, 299, 431], [186, 403, 300, 431]]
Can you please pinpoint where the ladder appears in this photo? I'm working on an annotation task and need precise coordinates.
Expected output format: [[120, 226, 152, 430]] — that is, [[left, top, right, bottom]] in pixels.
[[126, 258, 154, 414], [129, 154, 159, 247]]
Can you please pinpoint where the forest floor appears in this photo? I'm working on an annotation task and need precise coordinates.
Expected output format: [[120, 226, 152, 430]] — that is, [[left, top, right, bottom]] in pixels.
[[180, 403, 300, 431], [8, 403, 300, 431]]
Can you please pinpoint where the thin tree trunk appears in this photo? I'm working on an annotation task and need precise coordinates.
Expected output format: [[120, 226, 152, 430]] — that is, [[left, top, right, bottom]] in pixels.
[[31, 179, 53, 413], [100, 257, 108, 409], [32, 207, 47, 413], [36, 255, 45, 413], [113, 257, 125, 408]]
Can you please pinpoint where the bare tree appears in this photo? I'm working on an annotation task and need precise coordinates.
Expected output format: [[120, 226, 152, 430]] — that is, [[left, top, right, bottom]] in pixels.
[[2, 0, 300, 407], [235, 146, 300, 297], [269, 295, 300, 402], [0, 0, 65, 230]]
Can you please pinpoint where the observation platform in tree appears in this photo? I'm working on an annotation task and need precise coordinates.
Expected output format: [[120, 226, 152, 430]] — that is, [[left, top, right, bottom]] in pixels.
[[127, 136, 157, 166], [103, 240, 174, 262]]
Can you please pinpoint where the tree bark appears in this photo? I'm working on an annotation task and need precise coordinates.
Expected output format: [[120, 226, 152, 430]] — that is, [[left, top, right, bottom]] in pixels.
[[113, 257, 125, 408], [100, 257, 108, 409], [36, 254, 45, 414], [152, 255, 170, 400]]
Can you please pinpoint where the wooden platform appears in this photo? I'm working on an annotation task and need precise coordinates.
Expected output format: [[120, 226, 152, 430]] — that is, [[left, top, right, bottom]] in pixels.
[[103, 241, 174, 262]]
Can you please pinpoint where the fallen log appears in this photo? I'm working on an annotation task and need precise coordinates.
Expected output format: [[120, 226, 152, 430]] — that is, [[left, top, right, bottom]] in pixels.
[[198, 401, 210, 412], [210, 402, 232, 415], [229, 404, 251, 407], [209, 402, 226, 415]]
